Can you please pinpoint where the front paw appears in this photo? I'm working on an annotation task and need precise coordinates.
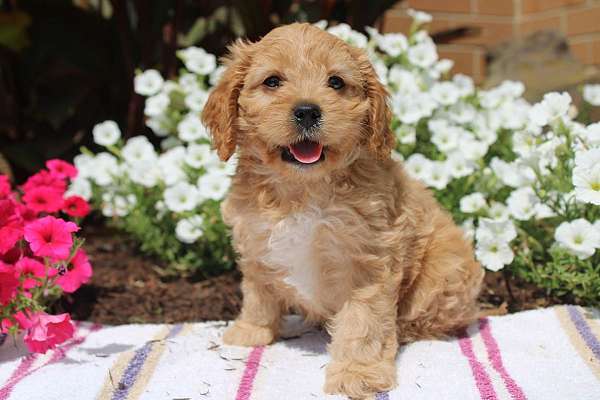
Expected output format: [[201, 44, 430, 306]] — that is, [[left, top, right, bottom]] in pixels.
[[324, 360, 397, 399], [222, 320, 276, 347]]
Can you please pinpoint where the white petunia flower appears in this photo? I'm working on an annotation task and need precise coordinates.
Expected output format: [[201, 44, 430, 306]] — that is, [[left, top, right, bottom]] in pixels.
[[175, 215, 205, 244], [422, 161, 450, 190], [198, 171, 231, 201], [555, 219, 600, 259], [407, 8, 432, 24], [534, 203, 556, 219], [394, 125, 416, 145], [391, 150, 404, 162], [184, 89, 209, 112], [145, 115, 171, 137], [134, 69, 164, 96], [65, 177, 92, 201], [583, 122, 600, 146], [92, 120, 121, 147], [407, 38, 438, 68], [101, 193, 136, 217], [479, 88, 503, 109], [575, 148, 600, 170], [488, 202, 510, 221], [530, 92, 572, 126], [392, 92, 436, 124], [448, 102, 476, 124], [326, 23, 367, 48], [209, 65, 226, 86], [460, 192, 487, 214], [506, 187, 539, 220], [164, 182, 200, 212], [178, 114, 209, 142], [178, 46, 217, 75], [185, 143, 213, 169], [453, 74, 474, 97], [446, 151, 476, 179], [512, 130, 539, 158], [388, 66, 420, 94], [497, 80, 525, 99], [476, 237, 514, 271], [371, 59, 388, 85], [583, 84, 600, 106], [404, 153, 432, 181], [430, 82, 460, 105], [128, 160, 161, 188], [460, 138, 488, 161], [158, 146, 187, 186], [573, 164, 600, 205], [122, 136, 157, 166], [476, 218, 517, 244], [542, 92, 572, 120], [594, 220, 600, 236], [431, 125, 460, 153], [144, 93, 170, 117], [313, 20, 328, 30], [376, 33, 408, 57], [89, 152, 119, 186], [179, 73, 201, 93], [73, 154, 95, 179], [461, 218, 475, 241], [432, 59, 454, 77], [490, 158, 535, 188], [528, 102, 550, 126]]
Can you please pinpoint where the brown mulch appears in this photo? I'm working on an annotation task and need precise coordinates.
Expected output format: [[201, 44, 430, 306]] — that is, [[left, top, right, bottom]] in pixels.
[[55, 224, 243, 325], [56, 223, 563, 325]]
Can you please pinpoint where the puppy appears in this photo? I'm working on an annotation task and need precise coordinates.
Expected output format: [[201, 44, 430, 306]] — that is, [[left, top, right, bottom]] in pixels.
[[202, 23, 483, 399]]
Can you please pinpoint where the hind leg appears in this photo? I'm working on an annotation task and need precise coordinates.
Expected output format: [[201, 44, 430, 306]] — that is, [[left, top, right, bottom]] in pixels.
[[397, 232, 484, 343]]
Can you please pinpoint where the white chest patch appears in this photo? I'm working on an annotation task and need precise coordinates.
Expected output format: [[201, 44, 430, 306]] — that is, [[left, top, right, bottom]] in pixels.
[[262, 208, 322, 301]]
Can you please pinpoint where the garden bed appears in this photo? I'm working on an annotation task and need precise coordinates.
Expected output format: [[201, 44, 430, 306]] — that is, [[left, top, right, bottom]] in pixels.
[[53, 222, 567, 325]]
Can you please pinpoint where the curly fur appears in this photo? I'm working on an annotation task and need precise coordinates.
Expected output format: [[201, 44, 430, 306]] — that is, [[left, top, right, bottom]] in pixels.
[[202, 23, 484, 399]]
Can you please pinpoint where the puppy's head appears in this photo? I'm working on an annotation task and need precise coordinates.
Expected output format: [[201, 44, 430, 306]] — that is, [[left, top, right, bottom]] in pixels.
[[202, 23, 393, 181]]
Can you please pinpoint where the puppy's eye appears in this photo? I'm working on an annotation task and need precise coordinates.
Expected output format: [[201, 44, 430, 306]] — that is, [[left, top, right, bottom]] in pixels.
[[328, 76, 345, 90], [263, 76, 281, 88]]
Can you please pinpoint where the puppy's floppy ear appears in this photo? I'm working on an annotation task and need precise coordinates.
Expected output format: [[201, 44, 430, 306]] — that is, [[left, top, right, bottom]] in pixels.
[[354, 49, 395, 160], [202, 39, 253, 161]]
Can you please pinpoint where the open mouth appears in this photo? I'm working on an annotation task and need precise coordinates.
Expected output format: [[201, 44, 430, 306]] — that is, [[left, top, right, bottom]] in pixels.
[[281, 140, 325, 165]]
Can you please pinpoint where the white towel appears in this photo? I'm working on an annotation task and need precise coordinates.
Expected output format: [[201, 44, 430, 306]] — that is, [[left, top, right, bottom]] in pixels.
[[1, 305, 599, 400]]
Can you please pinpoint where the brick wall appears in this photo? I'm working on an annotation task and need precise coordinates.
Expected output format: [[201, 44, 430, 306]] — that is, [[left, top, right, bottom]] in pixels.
[[382, 0, 600, 82]]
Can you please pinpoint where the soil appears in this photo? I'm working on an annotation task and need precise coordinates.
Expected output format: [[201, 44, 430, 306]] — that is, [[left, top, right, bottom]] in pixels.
[[56, 223, 564, 325]]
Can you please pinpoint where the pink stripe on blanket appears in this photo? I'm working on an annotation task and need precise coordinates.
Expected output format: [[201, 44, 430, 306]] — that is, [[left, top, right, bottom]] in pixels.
[[459, 330, 498, 400], [235, 346, 265, 400], [0, 322, 101, 400], [479, 318, 527, 400]]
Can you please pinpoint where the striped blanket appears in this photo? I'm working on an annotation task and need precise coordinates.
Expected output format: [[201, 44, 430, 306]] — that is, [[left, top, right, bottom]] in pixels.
[[1, 305, 599, 400]]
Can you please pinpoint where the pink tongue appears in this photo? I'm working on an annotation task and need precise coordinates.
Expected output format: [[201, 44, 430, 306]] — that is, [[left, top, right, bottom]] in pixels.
[[288, 141, 323, 164]]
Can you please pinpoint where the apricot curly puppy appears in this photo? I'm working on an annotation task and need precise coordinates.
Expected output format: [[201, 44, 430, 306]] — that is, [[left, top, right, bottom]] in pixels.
[[202, 23, 484, 399]]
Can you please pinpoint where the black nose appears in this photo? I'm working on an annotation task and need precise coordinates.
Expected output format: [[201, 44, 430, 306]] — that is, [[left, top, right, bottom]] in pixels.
[[293, 103, 321, 130]]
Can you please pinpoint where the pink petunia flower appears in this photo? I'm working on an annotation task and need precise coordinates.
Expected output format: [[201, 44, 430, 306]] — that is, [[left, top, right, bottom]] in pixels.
[[56, 249, 92, 293], [21, 170, 67, 194], [14, 202, 38, 223], [46, 159, 78, 179], [0, 199, 23, 255], [0, 244, 23, 264], [62, 196, 91, 218], [1, 310, 32, 334], [23, 216, 79, 260], [16, 257, 55, 290], [22, 186, 65, 214], [0, 261, 19, 305], [0, 175, 11, 199], [23, 312, 74, 354]]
